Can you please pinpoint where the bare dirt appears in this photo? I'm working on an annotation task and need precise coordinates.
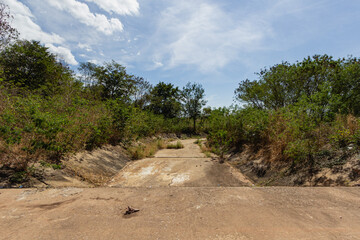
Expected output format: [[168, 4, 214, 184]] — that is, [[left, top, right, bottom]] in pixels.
[[1, 139, 360, 240]]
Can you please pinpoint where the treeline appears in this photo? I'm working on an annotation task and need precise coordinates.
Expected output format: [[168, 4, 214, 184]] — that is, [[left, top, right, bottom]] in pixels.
[[0, 42, 207, 170], [207, 55, 360, 169]]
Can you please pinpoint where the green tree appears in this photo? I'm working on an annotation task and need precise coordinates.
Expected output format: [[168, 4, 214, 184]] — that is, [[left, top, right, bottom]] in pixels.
[[181, 82, 207, 132], [0, 40, 73, 95], [78, 60, 138, 102], [148, 82, 181, 118], [132, 77, 152, 109], [234, 54, 360, 119], [332, 57, 360, 115]]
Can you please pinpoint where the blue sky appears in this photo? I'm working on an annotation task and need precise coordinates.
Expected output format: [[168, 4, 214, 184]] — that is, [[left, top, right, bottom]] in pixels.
[[4, 0, 360, 107]]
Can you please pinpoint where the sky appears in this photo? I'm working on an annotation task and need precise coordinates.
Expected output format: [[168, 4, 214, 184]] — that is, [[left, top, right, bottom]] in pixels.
[[3, 0, 360, 107]]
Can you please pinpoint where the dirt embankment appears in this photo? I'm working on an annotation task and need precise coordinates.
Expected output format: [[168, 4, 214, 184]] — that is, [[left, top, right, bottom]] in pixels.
[[228, 145, 360, 187], [2, 137, 250, 188], [0, 144, 131, 188]]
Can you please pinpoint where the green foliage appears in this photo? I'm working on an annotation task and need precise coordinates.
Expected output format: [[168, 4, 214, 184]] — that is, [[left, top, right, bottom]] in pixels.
[[207, 54, 360, 168], [148, 82, 181, 118], [329, 116, 360, 149], [78, 61, 146, 103], [0, 19, 208, 176], [40, 161, 62, 169], [235, 55, 360, 118], [0, 40, 74, 96], [181, 82, 207, 132], [9, 171, 27, 183]]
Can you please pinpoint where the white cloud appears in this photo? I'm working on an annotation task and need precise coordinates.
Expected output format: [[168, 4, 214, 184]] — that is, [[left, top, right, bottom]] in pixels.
[[3, 0, 78, 65], [77, 43, 93, 52], [3, 0, 64, 44], [152, 60, 163, 69], [88, 59, 100, 64], [84, 0, 139, 15], [151, 1, 271, 72], [46, 44, 78, 65], [48, 0, 124, 35]]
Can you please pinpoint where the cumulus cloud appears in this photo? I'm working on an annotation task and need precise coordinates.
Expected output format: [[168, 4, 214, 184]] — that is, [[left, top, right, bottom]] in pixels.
[[84, 0, 139, 15], [151, 1, 271, 72], [46, 44, 78, 65], [48, 0, 124, 35], [2, 0, 64, 44], [2, 0, 78, 65]]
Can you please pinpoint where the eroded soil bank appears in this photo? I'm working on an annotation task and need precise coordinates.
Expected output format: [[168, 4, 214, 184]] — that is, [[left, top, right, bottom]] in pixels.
[[228, 145, 360, 187]]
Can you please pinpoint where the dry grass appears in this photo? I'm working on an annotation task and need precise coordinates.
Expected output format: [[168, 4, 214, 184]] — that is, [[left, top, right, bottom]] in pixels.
[[195, 139, 212, 158], [128, 139, 167, 160], [65, 164, 111, 186], [344, 115, 360, 134], [166, 140, 184, 149]]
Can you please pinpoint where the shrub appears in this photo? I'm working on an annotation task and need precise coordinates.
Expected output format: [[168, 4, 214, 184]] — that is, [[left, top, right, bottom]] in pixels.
[[166, 141, 184, 149], [128, 139, 168, 160]]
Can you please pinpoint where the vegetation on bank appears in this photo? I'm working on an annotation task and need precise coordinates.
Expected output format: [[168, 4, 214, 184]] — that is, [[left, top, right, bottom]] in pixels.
[[0, 41, 208, 172], [0, 4, 208, 178], [207, 55, 360, 171]]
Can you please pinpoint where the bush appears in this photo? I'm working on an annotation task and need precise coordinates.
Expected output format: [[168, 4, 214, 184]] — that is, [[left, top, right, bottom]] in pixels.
[[166, 141, 184, 149]]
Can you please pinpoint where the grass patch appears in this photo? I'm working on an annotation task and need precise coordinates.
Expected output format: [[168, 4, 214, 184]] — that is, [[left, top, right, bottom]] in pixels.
[[129, 139, 167, 160], [203, 151, 212, 157], [196, 139, 212, 158], [166, 140, 184, 149]]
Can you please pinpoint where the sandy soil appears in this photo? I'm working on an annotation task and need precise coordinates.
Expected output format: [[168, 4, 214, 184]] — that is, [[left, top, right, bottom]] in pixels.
[[1, 139, 360, 239]]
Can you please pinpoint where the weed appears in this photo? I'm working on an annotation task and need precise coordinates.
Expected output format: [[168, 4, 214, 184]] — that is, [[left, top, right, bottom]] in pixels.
[[9, 171, 27, 183], [166, 140, 184, 149], [128, 138, 168, 160], [156, 139, 166, 149], [40, 161, 62, 170]]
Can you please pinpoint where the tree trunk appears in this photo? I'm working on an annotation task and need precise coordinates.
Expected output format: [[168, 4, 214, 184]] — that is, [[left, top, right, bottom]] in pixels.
[[193, 117, 196, 133]]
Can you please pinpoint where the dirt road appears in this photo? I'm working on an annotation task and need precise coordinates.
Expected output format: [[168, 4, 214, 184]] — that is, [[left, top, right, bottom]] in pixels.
[[1, 139, 360, 240], [109, 139, 251, 187]]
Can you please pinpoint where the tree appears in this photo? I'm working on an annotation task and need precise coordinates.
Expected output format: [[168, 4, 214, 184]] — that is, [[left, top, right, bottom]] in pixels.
[[0, 3, 18, 50], [181, 82, 207, 132], [78, 60, 137, 102], [148, 82, 181, 118], [97, 61, 137, 101], [78, 62, 98, 87], [0, 40, 73, 95], [235, 55, 344, 111], [132, 76, 152, 109]]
